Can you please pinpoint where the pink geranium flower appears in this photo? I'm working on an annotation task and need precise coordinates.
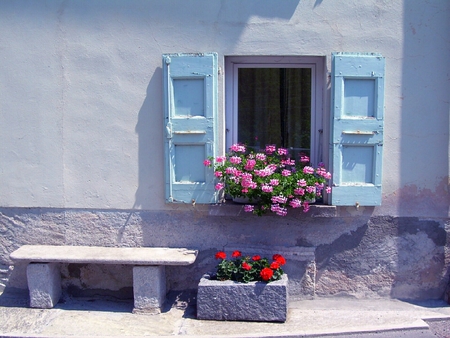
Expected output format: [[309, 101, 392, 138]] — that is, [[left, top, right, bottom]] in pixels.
[[204, 143, 331, 216]]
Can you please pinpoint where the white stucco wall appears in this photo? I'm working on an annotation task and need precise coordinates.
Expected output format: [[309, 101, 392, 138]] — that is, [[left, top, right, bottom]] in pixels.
[[0, 0, 449, 217]]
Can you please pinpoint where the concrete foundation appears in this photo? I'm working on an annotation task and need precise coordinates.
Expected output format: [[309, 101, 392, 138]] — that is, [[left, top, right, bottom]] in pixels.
[[1, 209, 449, 302]]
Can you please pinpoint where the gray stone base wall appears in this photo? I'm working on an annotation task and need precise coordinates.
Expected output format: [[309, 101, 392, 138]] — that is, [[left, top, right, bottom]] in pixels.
[[1, 208, 449, 301]]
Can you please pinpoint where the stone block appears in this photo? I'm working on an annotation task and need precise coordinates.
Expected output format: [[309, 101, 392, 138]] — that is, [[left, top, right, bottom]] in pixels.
[[133, 265, 166, 314], [27, 263, 61, 308], [197, 274, 288, 322]]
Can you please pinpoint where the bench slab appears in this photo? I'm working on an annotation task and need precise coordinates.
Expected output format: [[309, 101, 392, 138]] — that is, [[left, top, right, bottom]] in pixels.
[[10, 245, 198, 265], [10, 245, 198, 313]]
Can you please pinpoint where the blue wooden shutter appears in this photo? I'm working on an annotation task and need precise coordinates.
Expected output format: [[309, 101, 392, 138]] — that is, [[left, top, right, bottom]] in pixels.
[[330, 52, 385, 206], [163, 53, 218, 204]]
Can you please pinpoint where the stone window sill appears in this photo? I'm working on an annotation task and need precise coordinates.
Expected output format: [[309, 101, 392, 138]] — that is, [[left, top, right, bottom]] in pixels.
[[208, 200, 337, 217]]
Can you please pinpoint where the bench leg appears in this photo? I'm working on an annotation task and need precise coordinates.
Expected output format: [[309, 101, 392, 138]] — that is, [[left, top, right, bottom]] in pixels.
[[132, 266, 166, 314], [27, 263, 61, 309]]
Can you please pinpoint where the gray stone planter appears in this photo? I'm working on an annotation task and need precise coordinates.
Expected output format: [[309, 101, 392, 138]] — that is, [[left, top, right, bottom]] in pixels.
[[197, 274, 288, 322]]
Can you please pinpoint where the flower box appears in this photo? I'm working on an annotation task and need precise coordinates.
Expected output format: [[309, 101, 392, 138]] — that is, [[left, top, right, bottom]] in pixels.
[[197, 273, 288, 322], [204, 143, 331, 216]]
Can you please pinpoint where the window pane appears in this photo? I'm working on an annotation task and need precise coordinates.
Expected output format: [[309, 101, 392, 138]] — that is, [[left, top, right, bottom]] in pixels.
[[238, 68, 311, 158]]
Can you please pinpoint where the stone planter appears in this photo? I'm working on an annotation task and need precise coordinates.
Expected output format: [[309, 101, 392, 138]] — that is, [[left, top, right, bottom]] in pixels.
[[197, 274, 288, 322]]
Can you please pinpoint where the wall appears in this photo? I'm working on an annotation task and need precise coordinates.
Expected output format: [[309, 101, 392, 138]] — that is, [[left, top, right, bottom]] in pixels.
[[0, 0, 449, 300]]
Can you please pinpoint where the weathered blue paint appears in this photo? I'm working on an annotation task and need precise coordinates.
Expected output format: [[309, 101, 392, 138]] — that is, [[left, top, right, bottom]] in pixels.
[[163, 53, 218, 204], [330, 53, 385, 206]]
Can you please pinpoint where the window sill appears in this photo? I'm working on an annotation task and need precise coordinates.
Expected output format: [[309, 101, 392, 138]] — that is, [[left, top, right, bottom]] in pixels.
[[208, 200, 337, 217]]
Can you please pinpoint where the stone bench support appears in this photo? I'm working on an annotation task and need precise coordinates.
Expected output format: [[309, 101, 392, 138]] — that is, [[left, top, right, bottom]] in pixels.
[[10, 245, 198, 314], [27, 262, 62, 309]]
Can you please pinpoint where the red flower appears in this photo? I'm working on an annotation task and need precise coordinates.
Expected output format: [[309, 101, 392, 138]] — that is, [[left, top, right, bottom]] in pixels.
[[242, 262, 252, 271], [215, 251, 226, 260], [252, 255, 261, 261], [260, 267, 274, 281], [273, 254, 286, 266], [232, 250, 242, 258], [270, 261, 280, 270]]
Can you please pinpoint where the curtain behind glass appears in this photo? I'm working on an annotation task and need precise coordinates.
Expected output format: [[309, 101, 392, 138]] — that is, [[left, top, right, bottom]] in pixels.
[[238, 68, 311, 157]]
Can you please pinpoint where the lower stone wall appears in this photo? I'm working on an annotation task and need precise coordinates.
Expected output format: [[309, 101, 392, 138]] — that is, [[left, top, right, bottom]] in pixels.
[[1, 208, 449, 300]]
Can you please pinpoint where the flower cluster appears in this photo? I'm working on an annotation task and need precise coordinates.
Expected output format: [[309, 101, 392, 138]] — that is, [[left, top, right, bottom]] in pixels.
[[204, 144, 332, 216], [214, 250, 286, 283]]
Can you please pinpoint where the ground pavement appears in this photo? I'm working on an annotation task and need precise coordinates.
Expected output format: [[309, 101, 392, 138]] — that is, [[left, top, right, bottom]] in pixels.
[[1, 288, 450, 337]]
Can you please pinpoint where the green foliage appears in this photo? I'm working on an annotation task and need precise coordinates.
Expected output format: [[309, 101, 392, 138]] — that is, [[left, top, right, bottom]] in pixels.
[[214, 251, 285, 283]]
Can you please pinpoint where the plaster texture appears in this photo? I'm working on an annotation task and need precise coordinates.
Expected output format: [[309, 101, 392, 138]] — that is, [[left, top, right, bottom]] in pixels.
[[0, 0, 449, 303], [0, 0, 447, 217], [197, 274, 288, 322]]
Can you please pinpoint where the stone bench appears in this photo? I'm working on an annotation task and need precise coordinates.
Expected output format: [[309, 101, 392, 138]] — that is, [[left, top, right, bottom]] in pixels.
[[10, 245, 198, 314]]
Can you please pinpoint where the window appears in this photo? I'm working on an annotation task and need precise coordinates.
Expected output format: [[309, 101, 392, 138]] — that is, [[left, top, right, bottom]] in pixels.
[[163, 53, 385, 206], [225, 56, 325, 167]]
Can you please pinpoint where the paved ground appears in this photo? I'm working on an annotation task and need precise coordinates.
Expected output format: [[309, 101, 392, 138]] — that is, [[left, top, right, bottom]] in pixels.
[[1, 288, 450, 337]]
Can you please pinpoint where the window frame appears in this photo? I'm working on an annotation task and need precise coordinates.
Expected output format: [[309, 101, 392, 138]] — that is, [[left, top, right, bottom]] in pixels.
[[225, 55, 325, 167]]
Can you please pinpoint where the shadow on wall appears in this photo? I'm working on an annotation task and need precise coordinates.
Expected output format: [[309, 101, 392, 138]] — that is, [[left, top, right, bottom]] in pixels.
[[134, 68, 163, 209]]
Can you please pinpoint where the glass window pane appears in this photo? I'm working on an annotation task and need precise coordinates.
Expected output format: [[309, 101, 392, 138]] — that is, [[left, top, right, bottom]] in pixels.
[[238, 68, 311, 158]]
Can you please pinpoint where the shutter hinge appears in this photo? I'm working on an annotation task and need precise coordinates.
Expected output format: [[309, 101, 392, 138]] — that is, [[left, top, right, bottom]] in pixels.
[[166, 122, 173, 139]]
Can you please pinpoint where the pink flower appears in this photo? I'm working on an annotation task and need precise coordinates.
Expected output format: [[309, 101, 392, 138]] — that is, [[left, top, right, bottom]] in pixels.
[[303, 202, 310, 213], [300, 155, 310, 163], [297, 179, 307, 187], [303, 166, 314, 174], [230, 156, 242, 164], [326, 187, 332, 194], [256, 153, 266, 161], [306, 186, 315, 193], [282, 169, 291, 177], [270, 179, 279, 186], [216, 156, 226, 163], [215, 183, 224, 190], [230, 144, 246, 152], [265, 145, 276, 154], [244, 159, 256, 170], [203, 159, 211, 166], [262, 185, 273, 193], [282, 158, 295, 166], [244, 205, 254, 212], [270, 204, 287, 216], [277, 147, 288, 155], [289, 199, 302, 208], [241, 172, 252, 180], [214, 171, 222, 177], [226, 167, 238, 175], [271, 195, 287, 204], [294, 188, 305, 195]]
